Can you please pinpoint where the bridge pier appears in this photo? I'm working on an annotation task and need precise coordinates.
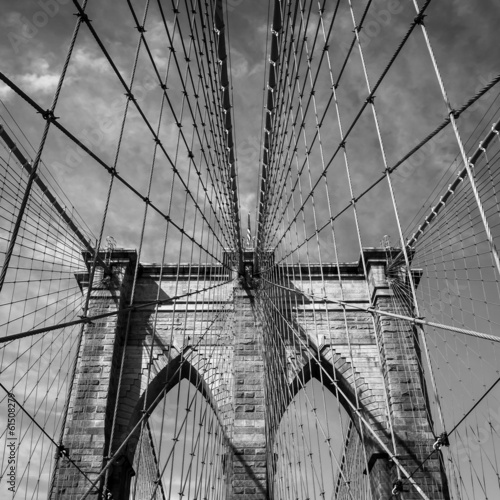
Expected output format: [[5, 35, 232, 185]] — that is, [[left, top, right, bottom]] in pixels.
[[50, 250, 137, 500], [50, 248, 449, 499], [230, 285, 268, 499], [368, 257, 448, 499]]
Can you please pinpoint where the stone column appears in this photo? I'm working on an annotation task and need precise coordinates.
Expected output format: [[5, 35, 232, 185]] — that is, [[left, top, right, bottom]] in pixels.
[[365, 250, 449, 500], [230, 284, 268, 499], [50, 250, 136, 500]]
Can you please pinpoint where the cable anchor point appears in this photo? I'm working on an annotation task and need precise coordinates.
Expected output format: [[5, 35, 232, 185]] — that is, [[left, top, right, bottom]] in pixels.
[[74, 12, 91, 23], [40, 109, 59, 122], [433, 432, 450, 451], [414, 13, 427, 25], [392, 479, 403, 495], [58, 444, 69, 458]]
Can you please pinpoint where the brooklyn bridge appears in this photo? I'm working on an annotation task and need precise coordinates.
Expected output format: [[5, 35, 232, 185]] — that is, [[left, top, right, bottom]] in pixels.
[[0, 0, 499, 499]]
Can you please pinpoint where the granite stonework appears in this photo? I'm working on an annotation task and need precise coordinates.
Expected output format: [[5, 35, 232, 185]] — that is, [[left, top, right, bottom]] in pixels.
[[50, 249, 448, 500]]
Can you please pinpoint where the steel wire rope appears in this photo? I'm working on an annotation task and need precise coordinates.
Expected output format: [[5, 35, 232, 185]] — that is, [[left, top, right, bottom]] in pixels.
[[261, 148, 362, 497], [105, 1, 188, 495], [403, 1, 500, 484], [283, 3, 329, 495], [258, 265, 371, 500], [260, 151, 316, 500], [265, 256, 317, 499], [0, 129, 97, 256], [259, 272, 316, 500], [260, 259, 358, 498], [318, 10, 403, 494], [147, 117, 235, 500], [78, 286, 236, 500], [144, 306, 236, 500], [302, 3, 396, 495], [254, 0, 273, 249], [180, 2, 237, 232], [147, 2, 212, 483], [0, 276, 232, 345], [257, 278, 431, 499], [173, 0, 241, 250], [0, 325, 80, 446], [174, 127, 231, 499], [258, 74, 500, 272], [128, 0, 237, 248], [0, 382, 102, 496], [73, 1, 233, 258], [0, 321, 83, 489], [401, 102, 500, 238], [157, 4, 228, 492], [281, 4, 350, 495], [398, 121, 500, 255], [0, 151, 95, 257], [260, 26, 500, 273], [260, 0, 430, 249], [257, 283, 355, 499], [6, 323, 80, 497], [0, 0, 89, 295], [273, 143, 319, 498], [256, 0, 302, 242], [346, 3, 447, 493], [0, 302, 81, 384], [409, 0, 500, 281], [258, 0, 378, 247], [420, 184, 498, 497], [257, 0, 308, 246], [398, 372, 500, 495], [0, 100, 96, 242], [0, 72, 228, 269]]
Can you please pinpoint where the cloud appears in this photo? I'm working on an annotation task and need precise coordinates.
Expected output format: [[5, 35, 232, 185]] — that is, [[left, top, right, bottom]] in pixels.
[[0, 56, 61, 98], [70, 46, 109, 74], [18, 72, 59, 94], [0, 11, 24, 29], [0, 82, 13, 99]]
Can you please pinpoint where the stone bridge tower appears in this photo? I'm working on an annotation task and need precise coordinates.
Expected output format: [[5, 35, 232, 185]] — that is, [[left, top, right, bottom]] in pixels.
[[50, 248, 449, 500]]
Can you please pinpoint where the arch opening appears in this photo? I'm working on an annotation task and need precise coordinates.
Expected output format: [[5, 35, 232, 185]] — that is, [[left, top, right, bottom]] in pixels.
[[130, 378, 230, 500], [271, 378, 373, 499]]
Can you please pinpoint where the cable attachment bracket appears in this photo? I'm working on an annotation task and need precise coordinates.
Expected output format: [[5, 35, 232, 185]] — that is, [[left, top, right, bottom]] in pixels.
[[392, 479, 403, 495], [78, 315, 93, 325], [74, 12, 91, 23], [40, 109, 59, 122], [58, 444, 69, 458], [433, 432, 450, 451], [414, 13, 426, 25]]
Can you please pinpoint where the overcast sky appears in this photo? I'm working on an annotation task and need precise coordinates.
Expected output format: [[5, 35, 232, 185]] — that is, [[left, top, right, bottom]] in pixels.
[[1, 2, 500, 498], [0, 0, 499, 265]]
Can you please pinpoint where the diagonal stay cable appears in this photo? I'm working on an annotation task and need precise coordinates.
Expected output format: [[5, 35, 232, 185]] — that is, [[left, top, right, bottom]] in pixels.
[[261, 72, 500, 273], [0, 124, 110, 273], [0, 382, 102, 497], [0, 278, 232, 344], [398, 373, 500, 492], [78, 286, 236, 500], [261, 0, 434, 253], [0, 0, 89, 295], [70, 0, 233, 254], [126, 0, 236, 248], [0, 71, 228, 267], [260, 277, 500, 344]]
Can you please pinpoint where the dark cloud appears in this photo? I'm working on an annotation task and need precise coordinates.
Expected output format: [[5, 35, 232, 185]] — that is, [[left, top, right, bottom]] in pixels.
[[0, 0, 498, 263]]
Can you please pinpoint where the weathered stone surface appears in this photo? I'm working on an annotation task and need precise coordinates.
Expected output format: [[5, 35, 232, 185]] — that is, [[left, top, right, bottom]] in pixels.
[[51, 249, 448, 500]]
